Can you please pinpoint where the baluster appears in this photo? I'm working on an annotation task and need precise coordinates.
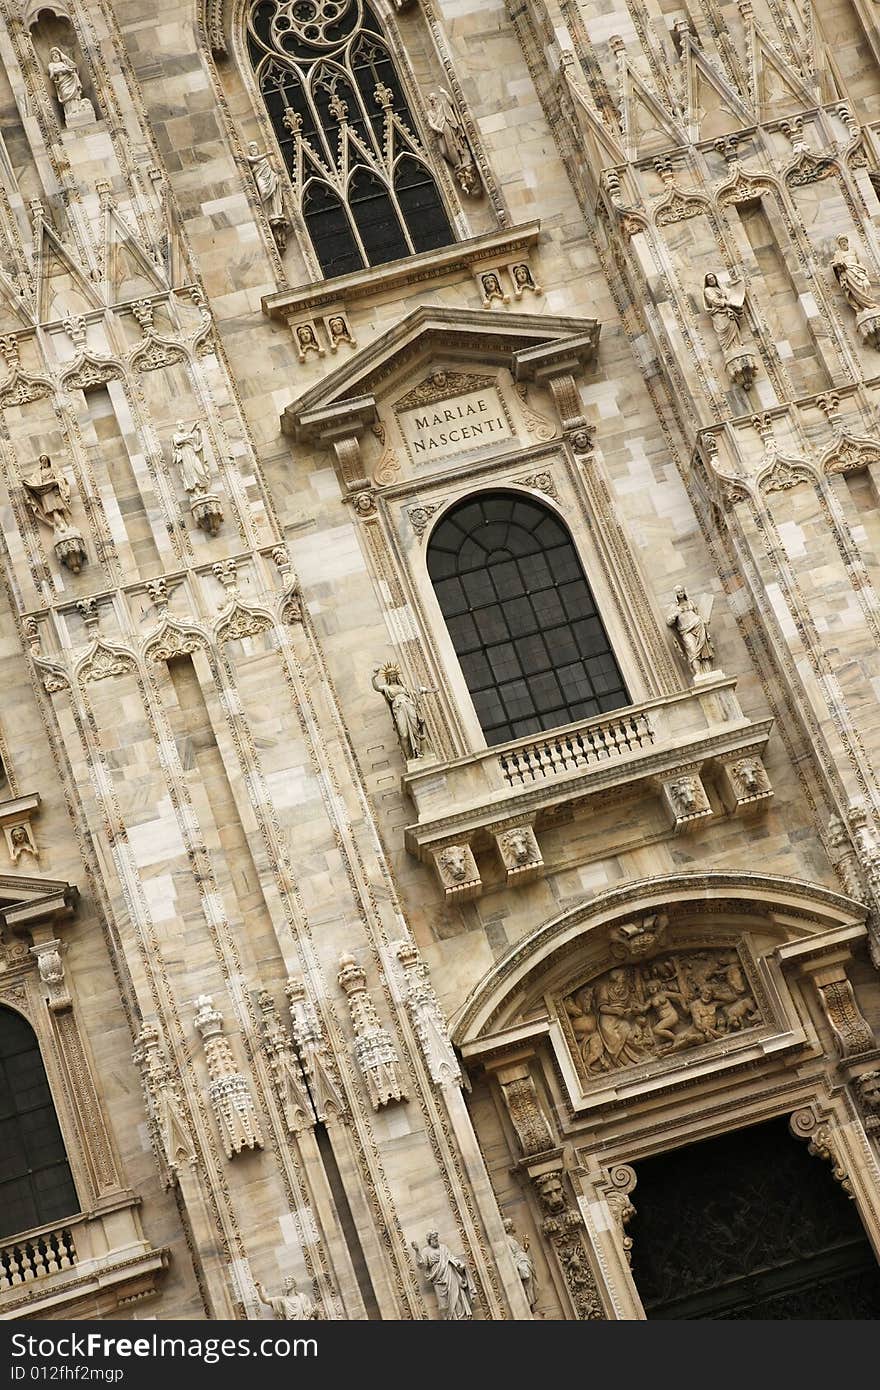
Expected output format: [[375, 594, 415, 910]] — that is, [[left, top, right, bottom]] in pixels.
[[59, 1229, 76, 1270], [0, 1247, 13, 1291], [45, 1233, 60, 1275]]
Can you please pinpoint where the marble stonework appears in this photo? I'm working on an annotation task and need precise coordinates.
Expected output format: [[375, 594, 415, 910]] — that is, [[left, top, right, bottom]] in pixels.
[[0, 0, 879, 1324]]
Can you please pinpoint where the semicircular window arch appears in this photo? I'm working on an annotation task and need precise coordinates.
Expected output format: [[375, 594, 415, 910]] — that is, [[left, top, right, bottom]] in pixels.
[[427, 491, 630, 746], [247, 0, 455, 277]]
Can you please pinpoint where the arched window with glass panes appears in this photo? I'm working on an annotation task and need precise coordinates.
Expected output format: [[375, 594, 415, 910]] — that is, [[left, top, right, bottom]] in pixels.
[[0, 1006, 77, 1240], [246, 0, 455, 278], [427, 493, 630, 746]]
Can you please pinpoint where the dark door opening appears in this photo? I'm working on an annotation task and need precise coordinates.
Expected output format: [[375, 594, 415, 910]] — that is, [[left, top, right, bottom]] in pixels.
[[629, 1116, 880, 1318]]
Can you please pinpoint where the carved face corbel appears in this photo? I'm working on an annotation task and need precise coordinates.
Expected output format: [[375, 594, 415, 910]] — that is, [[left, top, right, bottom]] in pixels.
[[717, 753, 773, 814], [656, 768, 713, 831], [432, 842, 481, 901]]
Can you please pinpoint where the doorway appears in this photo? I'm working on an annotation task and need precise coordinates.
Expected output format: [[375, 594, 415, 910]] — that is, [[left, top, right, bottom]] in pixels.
[[629, 1116, 880, 1318]]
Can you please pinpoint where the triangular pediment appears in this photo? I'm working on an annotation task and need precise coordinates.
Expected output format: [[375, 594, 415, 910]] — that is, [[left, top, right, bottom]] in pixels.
[[281, 305, 599, 440]]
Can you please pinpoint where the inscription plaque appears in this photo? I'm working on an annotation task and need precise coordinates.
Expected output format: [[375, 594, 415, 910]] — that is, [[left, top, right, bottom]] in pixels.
[[396, 386, 514, 463]]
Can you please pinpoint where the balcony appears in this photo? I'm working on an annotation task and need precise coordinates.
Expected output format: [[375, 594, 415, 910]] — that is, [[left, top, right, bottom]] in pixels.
[[0, 1203, 168, 1318], [403, 675, 773, 899]]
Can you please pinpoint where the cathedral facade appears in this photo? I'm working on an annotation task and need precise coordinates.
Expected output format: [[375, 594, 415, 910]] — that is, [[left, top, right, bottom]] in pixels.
[[2, 0, 880, 1321]]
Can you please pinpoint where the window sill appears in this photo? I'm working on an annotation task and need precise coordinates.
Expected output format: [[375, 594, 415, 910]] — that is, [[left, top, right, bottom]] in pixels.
[[402, 675, 773, 898], [0, 1201, 168, 1318], [262, 221, 541, 321]]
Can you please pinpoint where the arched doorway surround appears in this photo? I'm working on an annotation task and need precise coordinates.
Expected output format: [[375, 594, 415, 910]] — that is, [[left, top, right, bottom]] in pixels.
[[453, 873, 880, 1320]]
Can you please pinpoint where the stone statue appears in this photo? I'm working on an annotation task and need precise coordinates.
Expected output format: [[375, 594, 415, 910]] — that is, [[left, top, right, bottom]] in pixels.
[[372, 662, 431, 760], [703, 271, 745, 353], [47, 47, 94, 127], [503, 1218, 537, 1312], [172, 421, 211, 497], [666, 585, 716, 675], [22, 455, 74, 535], [256, 1277, 320, 1320], [831, 235, 878, 315], [246, 142, 288, 249], [425, 89, 480, 195], [831, 234, 880, 347], [411, 1230, 476, 1320], [702, 271, 757, 387]]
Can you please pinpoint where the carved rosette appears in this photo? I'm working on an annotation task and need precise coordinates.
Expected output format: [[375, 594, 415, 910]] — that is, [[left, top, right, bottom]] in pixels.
[[193, 995, 263, 1159], [285, 977, 348, 1121], [393, 939, 461, 1086], [257, 989, 315, 1134], [133, 1022, 196, 1187], [432, 842, 481, 901], [337, 954, 407, 1109]]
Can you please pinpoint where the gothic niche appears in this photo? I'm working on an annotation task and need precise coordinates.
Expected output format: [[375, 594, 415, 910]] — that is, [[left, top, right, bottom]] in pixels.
[[558, 947, 763, 1085]]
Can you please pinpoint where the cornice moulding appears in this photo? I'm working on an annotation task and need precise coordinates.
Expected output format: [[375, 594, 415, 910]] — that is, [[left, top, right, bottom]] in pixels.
[[262, 221, 542, 320]]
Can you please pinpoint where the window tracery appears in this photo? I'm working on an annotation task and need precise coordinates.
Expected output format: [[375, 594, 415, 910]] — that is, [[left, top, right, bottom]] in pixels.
[[247, 0, 454, 277]]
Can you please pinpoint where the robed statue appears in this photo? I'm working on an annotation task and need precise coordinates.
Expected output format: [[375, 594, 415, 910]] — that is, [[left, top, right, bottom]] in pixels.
[[411, 1230, 476, 1320]]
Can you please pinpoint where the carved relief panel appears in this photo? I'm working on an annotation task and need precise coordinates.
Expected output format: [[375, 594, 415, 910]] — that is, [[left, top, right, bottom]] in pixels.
[[556, 945, 767, 1089]]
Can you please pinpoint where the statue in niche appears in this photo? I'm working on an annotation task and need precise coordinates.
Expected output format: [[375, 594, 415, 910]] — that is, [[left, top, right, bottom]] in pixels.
[[703, 272, 746, 352], [426, 89, 480, 196], [503, 1218, 538, 1312], [23, 454, 74, 534], [561, 949, 761, 1081], [831, 235, 880, 349], [256, 1277, 320, 1320], [412, 1230, 476, 1320], [245, 142, 288, 250], [702, 271, 758, 387], [831, 235, 879, 315], [47, 47, 94, 127], [372, 662, 432, 761], [666, 585, 716, 676], [22, 454, 87, 574], [171, 421, 211, 497]]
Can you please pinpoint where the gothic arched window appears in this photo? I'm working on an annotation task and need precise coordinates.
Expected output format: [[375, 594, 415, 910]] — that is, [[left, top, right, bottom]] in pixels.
[[247, 0, 455, 278], [0, 1006, 77, 1240], [427, 492, 630, 746]]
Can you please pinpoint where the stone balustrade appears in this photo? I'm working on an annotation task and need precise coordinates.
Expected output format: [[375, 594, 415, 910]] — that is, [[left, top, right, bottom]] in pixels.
[[402, 675, 773, 898], [0, 1219, 78, 1291]]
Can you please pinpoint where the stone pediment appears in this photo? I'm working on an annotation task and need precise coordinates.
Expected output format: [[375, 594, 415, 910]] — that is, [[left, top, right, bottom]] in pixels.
[[281, 305, 599, 490], [0, 874, 78, 930]]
